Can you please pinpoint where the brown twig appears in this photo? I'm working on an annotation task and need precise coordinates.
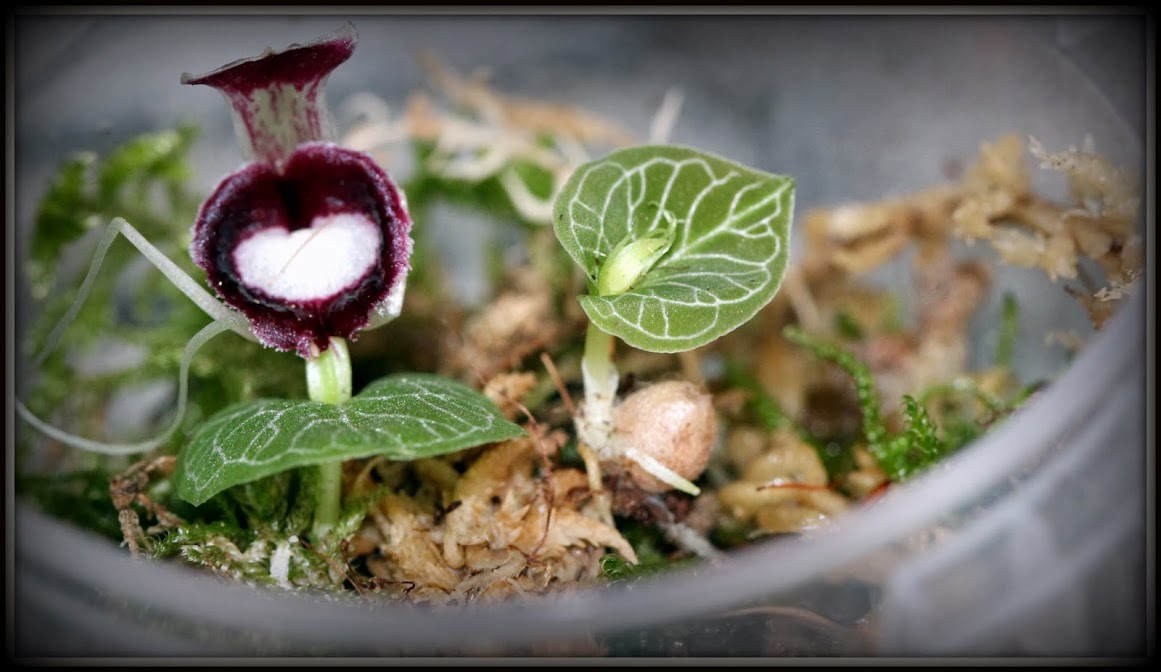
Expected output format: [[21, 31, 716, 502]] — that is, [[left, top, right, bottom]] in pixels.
[[539, 352, 578, 418], [110, 455, 181, 558], [298, 536, 365, 596]]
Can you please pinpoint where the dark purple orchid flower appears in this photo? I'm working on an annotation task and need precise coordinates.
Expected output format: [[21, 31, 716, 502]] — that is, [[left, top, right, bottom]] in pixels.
[[183, 24, 412, 358]]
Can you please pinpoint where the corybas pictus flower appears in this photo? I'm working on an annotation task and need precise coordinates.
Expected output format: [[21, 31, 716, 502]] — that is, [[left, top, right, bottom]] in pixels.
[[184, 23, 412, 357]]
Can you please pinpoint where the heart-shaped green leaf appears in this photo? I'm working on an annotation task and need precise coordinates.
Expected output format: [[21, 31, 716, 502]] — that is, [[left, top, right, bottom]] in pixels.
[[553, 145, 795, 352], [175, 373, 525, 506]]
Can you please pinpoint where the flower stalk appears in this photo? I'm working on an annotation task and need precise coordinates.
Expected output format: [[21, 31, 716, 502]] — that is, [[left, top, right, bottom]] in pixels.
[[305, 337, 352, 540]]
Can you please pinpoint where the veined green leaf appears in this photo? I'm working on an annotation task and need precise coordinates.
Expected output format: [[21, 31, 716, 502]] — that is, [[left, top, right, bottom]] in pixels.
[[553, 145, 795, 353], [175, 373, 525, 506]]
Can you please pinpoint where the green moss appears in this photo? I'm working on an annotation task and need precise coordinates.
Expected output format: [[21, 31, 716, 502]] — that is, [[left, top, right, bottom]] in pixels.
[[602, 520, 700, 583], [995, 292, 1020, 368], [832, 308, 865, 341]]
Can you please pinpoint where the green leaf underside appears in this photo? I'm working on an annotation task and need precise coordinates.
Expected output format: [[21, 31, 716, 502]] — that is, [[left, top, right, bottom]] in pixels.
[[175, 374, 526, 506], [553, 145, 794, 353]]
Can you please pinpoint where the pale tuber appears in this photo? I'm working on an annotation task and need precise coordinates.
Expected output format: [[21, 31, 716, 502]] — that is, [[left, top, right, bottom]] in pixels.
[[607, 380, 718, 494]]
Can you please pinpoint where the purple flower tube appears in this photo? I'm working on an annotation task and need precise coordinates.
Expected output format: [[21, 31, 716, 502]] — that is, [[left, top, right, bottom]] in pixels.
[[184, 24, 412, 358]]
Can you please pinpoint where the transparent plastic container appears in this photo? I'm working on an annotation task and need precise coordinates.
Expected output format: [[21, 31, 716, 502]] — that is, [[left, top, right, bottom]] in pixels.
[[12, 14, 1150, 657]]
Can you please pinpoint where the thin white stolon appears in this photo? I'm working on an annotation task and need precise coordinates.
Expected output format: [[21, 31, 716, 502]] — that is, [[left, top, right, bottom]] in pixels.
[[18, 216, 257, 455], [17, 319, 233, 455]]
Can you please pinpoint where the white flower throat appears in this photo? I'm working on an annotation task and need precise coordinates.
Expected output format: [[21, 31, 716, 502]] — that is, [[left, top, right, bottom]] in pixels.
[[233, 212, 381, 302]]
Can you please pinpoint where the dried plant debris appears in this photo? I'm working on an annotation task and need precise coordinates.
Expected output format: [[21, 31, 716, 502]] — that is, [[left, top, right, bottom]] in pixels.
[[352, 435, 635, 604], [801, 134, 1141, 327], [110, 455, 183, 557], [443, 274, 564, 383], [718, 428, 851, 537], [134, 437, 635, 599], [701, 133, 1138, 546], [339, 54, 642, 226]]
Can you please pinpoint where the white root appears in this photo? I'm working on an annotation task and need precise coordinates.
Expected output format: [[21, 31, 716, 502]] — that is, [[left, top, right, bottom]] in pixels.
[[35, 216, 255, 368], [648, 87, 685, 145], [498, 168, 556, 225], [269, 537, 294, 590], [658, 521, 725, 562], [18, 216, 256, 456], [17, 318, 233, 455], [623, 446, 701, 497]]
